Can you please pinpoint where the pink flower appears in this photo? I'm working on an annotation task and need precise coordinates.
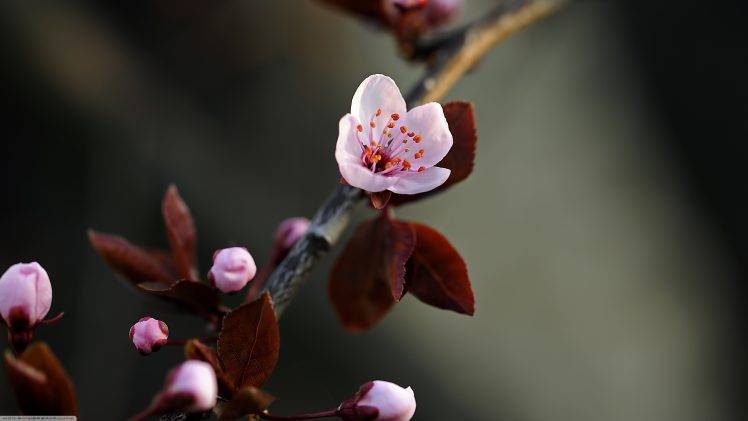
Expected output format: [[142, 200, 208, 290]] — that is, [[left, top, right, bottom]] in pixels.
[[208, 247, 257, 293], [0, 262, 52, 330], [164, 360, 217, 412], [129, 317, 169, 355], [335, 74, 452, 195], [339, 380, 416, 421]]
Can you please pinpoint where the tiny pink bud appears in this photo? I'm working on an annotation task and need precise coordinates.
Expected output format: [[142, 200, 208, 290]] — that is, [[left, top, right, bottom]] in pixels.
[[208, 247, 256, 293], [165, 360, 217, 412], [340, 380, 416, 421], [129, 317, 169, 355], [0, 262, 52, 330], [272, 217, 310, 257]]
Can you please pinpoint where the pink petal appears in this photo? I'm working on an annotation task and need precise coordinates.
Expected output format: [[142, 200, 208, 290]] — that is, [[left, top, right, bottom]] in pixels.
[[335, 114, 363, 165], [339, 162, 397, 193], [350, 74, 407, 126], [403, 102, 453, 168], [389, 166, 450, 195]]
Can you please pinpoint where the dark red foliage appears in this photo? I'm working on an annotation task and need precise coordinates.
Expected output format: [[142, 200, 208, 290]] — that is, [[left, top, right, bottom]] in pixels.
[[138, 280, 220, 320], [391, 101, 477, 206], [329, 212, 415, 331], [407, 222, 474, 315], [218, 293, 280, 389], [89, 185, 225, 318], [88, 230, 175, 285], [162, 185, 199, 281], [3, 342, 78, 416]]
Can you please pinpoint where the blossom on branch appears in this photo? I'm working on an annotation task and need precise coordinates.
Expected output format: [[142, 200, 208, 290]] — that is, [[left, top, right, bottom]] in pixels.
[[0, 262, 55, 352], [336, 74, 453, 195]]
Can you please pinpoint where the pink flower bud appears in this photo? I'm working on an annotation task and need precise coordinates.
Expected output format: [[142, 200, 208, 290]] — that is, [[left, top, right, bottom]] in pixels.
[[271, 217, 310, 261], [208, 247, 256, 293], [339, 380, 416, 421], [0, 262, 52, 330], [129, 317, 169, 355], [164, 360, 217, 412]]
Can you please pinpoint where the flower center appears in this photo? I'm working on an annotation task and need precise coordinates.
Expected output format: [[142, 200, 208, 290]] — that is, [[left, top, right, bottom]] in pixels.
[[355, 108, 426, 175]]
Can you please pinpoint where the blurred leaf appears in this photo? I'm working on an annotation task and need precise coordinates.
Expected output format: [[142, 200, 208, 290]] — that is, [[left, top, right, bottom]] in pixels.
[[391, 101, 477, 206], [218, 386, 275, 420], [218, 293, 280, 389], [138, 280, 219, 319], [185, 339, 234, 396], [329, 213, 415, 331], [3, 343, 77, 415], [162, 185, 199, 281], [407, 222, 475, 315], [88, 230, 176, 285]]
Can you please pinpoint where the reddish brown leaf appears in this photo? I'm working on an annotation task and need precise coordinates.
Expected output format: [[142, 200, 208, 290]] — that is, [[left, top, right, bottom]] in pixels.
[[162, 185, 199, 281], [329, 213, 416, 331], [185, 339, 234, 396], [138, 280, 220, 319], [4, 342, 78, 415], [407, 222, 475, 315], [88, 229, 175, 285], [218, 293, 280, 389], [218, 386, 275, 420], [391, 101, 477, 206]]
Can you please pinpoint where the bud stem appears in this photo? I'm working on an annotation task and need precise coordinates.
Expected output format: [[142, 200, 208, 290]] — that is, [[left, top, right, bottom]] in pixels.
[[259, 408, 338, 420]]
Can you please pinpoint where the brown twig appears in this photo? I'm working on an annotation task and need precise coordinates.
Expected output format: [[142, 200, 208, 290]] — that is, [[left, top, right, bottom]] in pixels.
[[266, 0, 564, 317]]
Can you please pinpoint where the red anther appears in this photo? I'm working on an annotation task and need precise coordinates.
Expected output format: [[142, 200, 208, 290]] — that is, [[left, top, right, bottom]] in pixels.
[[387, 122, 396, 128], [370, 121, 376, 128], [407, 132, 415, 137], [402, 160, 411, 170], [413, 135, 422, 143], [399, 126, 408, 134], [391, 113, 400, 121], [375, 108, 382, 116], [417, 166, 425, 172], [357, 124, 363, 132]]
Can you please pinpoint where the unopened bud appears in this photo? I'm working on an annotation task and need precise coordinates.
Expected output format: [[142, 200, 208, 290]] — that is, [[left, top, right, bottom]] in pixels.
[[208, 247, 256, 293], [338, 380, 416, 421], [0, 262, 52, 352], [164, 360, 217, 412], [271, 217, 310, 263], [129, 317, 169, 355]]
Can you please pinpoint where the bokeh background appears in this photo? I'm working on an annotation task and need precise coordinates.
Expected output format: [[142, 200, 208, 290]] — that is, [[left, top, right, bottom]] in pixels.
[[1, 0, 746, 419]]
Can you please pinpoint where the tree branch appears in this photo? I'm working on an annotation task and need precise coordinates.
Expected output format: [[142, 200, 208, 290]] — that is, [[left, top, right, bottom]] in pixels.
[[266, 0, 563, 317]]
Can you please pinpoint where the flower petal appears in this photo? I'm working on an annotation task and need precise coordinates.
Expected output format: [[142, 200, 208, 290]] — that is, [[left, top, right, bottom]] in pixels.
[[389, 166, 451, 195], [351, 74, 407, 125], [335, 114, 363, 164], [339, 163, 398, 193], [403, 102, 453, 168]]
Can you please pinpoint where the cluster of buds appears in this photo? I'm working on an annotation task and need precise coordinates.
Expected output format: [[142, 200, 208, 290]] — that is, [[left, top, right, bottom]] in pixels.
[[0, 262, 54, 352]]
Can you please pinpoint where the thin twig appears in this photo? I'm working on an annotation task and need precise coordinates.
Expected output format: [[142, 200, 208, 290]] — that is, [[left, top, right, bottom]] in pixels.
[[266, 0, 564, 317]]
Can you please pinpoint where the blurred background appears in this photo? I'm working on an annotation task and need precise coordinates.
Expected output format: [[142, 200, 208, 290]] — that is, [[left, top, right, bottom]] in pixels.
[[1, 0, 746, 419]]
